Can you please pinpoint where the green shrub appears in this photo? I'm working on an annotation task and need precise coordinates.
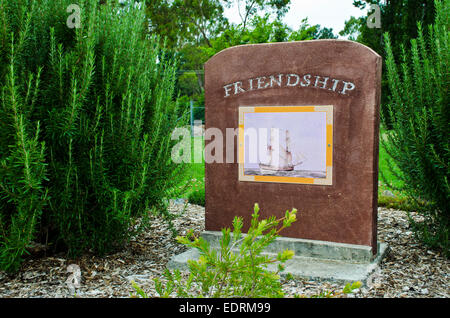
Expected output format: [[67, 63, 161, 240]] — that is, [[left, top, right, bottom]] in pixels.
[[383, 0, 449, 256], [0, 0, 186, 272], [188, 188, 205, 206], [134, 204, 297, 298]]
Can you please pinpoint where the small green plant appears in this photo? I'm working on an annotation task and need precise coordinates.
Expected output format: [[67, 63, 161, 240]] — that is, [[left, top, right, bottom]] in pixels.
[[306, 281, 362, 298], [130, 281, 148, 299], [134, 203, 297, 298], [187, 188, 205, 206]]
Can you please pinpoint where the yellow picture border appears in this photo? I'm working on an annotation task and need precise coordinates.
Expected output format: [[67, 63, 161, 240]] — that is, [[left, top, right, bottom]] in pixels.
[[238, 105, 333, 185]]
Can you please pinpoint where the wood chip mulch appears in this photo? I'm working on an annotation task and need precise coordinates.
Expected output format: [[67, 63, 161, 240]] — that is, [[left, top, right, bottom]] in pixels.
[[0, 204, 448, 298]]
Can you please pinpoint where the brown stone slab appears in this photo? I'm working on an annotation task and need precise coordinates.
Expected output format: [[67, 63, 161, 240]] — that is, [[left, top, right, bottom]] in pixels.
[[204, 40, 382, 254]]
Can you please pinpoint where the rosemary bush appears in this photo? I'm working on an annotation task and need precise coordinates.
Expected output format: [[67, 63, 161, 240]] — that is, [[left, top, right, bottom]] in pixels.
[[0, 0, 186, 272], [383, 0, 449, 255]]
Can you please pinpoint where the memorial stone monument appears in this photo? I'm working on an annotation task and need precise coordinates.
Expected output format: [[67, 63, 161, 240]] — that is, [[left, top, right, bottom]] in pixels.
[[170, 40, 388, 282]]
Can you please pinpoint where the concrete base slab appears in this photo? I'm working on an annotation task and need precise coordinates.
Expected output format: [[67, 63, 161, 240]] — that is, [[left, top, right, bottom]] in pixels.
[[167, 232, 389, 285]]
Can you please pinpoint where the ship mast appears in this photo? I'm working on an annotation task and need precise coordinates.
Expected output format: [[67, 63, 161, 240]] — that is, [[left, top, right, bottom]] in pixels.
[[267, 128, 275, 165], [285, 129, 293, 167], [286, 129, 290, 152]]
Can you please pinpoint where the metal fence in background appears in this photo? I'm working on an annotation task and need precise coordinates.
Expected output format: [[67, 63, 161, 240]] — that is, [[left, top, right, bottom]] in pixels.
[[190, 100, 205, 137]]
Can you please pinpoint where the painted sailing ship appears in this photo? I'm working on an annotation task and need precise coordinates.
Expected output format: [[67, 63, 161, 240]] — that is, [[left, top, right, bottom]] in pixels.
[[259, 128, 305, 174]]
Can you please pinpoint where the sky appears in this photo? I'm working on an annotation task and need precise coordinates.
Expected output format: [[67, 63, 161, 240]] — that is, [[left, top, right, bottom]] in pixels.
[[223, 0, 366, 37]]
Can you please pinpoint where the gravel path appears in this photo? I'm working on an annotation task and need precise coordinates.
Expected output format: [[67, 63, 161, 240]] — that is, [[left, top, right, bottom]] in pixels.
[[0, 204, 448, 298]]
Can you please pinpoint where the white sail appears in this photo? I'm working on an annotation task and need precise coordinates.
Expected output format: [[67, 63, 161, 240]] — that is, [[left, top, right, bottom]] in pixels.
[[259, 128, 299, 172]]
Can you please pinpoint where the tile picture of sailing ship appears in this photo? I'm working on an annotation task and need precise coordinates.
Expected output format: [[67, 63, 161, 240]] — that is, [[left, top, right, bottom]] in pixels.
[[238, 106, 333, 185]]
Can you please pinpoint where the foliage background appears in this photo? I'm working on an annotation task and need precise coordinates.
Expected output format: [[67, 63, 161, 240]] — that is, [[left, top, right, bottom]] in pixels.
[[383, 0, 449, 255]]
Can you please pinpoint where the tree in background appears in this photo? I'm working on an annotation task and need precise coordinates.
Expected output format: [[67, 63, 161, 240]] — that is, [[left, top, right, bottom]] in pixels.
[[349, 0, 436, 58], [340, 0, 437, 127], [201, 16, 337, 56], [146, 0, 230, 49], [223, 0, 291, 31], [146, 0, 292, 49], [145, 0, 337, 106]]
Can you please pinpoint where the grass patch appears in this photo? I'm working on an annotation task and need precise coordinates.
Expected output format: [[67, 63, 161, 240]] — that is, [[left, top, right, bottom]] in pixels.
[[378, 128, 417, 211], [188, 188, 205, 206], [378, 192, 419, 212], [182, 137, 205, 204], [378, 129, 404, 189]]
